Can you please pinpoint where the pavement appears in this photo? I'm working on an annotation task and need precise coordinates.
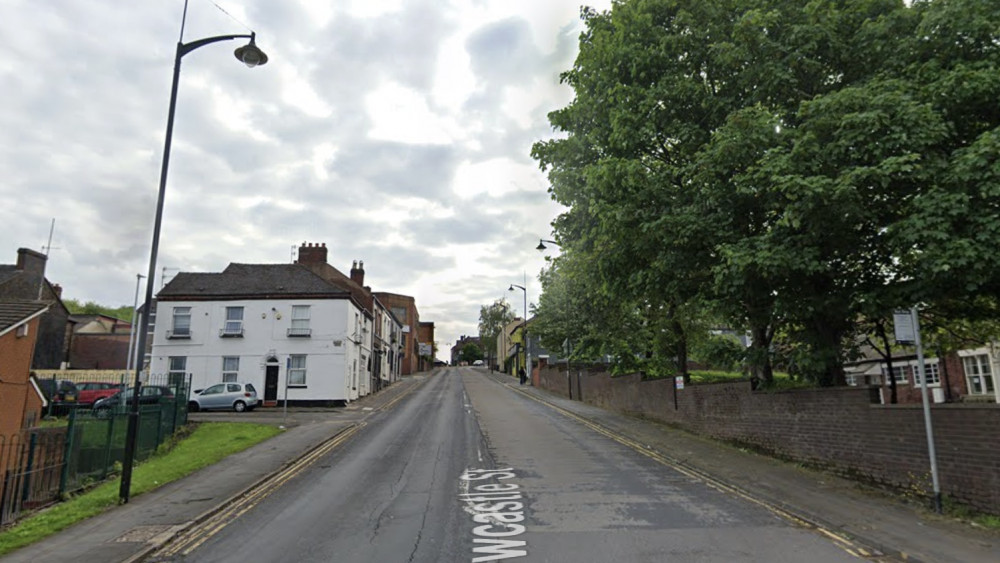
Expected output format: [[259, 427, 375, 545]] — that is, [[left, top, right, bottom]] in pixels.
[[3, 367, 999, 562]]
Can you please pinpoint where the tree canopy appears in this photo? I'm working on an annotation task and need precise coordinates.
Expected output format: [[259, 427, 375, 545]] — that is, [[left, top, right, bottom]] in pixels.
[[531, 0, 1000, 385]]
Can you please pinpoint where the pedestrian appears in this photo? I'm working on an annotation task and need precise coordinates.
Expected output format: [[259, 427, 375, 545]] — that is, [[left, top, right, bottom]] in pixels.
[[519, 367, 526, 386]]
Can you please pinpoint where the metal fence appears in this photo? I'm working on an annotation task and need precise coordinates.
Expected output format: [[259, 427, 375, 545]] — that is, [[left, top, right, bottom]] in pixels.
[[1, 374, 190, 526]]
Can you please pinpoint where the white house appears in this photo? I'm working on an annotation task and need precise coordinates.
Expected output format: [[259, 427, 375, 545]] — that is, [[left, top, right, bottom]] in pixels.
[[150, 260, 384, 406]]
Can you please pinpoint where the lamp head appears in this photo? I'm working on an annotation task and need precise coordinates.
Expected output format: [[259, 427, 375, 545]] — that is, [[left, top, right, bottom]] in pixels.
[[536, 240, 547, 251], [508, 285, 514, 291], [235, 33, 268, 68]]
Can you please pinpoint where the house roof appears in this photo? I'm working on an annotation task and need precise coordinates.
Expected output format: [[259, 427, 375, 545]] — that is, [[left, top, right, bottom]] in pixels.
[[0, 299, 49, 335], [157, 263, 353, 300], [0, 265, 20, 286]]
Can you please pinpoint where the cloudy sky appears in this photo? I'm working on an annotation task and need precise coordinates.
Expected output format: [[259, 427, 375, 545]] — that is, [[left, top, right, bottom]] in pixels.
[[1, 0, 610, 358]]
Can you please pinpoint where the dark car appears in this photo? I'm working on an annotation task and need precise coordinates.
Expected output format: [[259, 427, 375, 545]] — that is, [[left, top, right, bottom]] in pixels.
[[36, 379, 79, 414], [93, 385, 175, 417]]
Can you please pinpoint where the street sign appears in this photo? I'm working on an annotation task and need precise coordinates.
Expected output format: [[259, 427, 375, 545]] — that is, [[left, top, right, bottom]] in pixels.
[[893, 310, 916, 343], [675, 376, 685, 390]]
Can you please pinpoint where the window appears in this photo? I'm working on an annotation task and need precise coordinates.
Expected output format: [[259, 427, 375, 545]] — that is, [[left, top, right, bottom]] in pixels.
[[963, 354, 995, 395], [289, 355, 307, 386], [168, 357, 186, 386], [882, 365, 908, 384], [288, 305, 311, 337], [221, 306, 244, 337], [201, 384, 225, 395], [913, 361, 940, 386], [222, 357, 239, 382], [15, 323, 28, 338], [227, 383, 241, 393], [170, 307, 191, 338]]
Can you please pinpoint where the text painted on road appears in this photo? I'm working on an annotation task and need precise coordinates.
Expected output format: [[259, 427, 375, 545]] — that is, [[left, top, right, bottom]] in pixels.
[[460, 468, 528, 562]]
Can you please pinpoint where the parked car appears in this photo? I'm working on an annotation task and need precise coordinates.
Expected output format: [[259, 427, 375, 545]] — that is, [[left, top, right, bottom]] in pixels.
[[189, 383, 259, 412], [93, 385, 175, 417], [36, 379, 79, 414], [76, 381, 125, 406], [472, 360, 484, 366]]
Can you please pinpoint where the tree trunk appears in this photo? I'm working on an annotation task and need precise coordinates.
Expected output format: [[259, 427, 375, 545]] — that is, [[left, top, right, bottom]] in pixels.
[[876, 322, 897, 404], [748, 324, 774, 386]]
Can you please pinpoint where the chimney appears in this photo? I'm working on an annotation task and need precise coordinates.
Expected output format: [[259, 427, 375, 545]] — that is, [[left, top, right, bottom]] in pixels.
[[296, 242, 328, 265], [350, 259, 365, 286], [52, 284, 62, 298], [16, 247, 47, 277]]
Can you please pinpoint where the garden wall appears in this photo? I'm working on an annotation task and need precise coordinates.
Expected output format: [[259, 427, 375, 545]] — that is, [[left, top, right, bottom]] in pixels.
[[537, 364, 1000, 514]]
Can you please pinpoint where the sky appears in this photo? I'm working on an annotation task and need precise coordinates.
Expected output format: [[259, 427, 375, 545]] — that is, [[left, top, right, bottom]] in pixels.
[[0, 0, 611, 360]]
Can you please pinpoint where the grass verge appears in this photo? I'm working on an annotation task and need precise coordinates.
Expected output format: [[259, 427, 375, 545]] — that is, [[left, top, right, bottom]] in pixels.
[[0, 422, 282, 556]]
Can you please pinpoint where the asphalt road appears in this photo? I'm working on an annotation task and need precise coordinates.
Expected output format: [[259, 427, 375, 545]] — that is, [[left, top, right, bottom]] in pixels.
[[148, 367, 864, 562]]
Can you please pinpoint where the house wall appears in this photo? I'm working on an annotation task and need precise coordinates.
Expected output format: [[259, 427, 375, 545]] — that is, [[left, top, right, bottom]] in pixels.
[[69, 333, 130, 369], [0, 316, 44, 435], [150, 298, 362, 404], [537, 364, 1000, 515], [373, 293, 420, 376]]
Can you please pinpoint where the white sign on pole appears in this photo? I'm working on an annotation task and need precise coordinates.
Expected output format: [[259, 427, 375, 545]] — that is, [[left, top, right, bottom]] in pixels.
[[893, 310, 916, 343]]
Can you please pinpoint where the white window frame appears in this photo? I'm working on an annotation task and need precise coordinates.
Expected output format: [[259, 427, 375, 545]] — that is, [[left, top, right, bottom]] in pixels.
[[913, 361, 940, 386], [222, 356, 239, 382], [288, 305, 311, 337], [168, 356, 186, 385], [289, 355, 307, 386], [170, 306, 191, 338], [882, 365, 908, 385], [222, 306, 244, 336], [963, 354, 995, 395], [15, 323, 28, 338]]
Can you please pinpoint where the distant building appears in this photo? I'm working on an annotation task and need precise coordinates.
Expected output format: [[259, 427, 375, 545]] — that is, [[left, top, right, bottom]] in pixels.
[[451, 335, 482, 365]]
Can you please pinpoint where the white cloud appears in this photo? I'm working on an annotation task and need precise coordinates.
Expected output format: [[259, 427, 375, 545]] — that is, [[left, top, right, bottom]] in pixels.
[[365, 81, 460, 145]]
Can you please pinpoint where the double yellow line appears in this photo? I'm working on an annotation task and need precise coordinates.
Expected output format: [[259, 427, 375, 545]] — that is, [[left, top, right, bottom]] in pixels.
[[509, 385, 888, 561], [152, 423, 364, 559]]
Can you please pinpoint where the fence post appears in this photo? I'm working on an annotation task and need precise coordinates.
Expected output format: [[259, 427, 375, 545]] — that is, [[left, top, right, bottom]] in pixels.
[[59, 409, 77, 495], [102, 410, 116, 480]]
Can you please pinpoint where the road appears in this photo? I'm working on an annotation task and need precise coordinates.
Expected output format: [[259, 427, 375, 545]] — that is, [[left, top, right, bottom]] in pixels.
[[147, 367, 864, 562]]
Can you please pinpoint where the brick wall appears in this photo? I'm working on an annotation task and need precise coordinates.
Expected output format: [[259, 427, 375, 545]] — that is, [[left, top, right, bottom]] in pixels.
[[538, 364, 1000, 515]]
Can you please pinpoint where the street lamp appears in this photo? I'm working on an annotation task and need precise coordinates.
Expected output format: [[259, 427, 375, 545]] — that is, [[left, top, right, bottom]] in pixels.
[[509, 284, 529, 383], [120, 20, 268, 504], [125, 274, 146, 373], [536, 239, 559, 251]]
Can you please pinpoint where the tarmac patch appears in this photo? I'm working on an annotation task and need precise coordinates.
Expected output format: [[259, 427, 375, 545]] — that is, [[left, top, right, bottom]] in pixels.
[[114, 525, 181, 543]]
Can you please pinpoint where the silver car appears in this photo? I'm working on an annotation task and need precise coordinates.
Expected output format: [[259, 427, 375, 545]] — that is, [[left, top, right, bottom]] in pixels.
[[189, 382, 259, 412]]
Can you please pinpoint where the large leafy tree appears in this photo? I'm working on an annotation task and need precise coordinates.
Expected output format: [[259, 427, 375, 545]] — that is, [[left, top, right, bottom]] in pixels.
[[478, 299, 517, 368], [534, 0, 1000, 386]]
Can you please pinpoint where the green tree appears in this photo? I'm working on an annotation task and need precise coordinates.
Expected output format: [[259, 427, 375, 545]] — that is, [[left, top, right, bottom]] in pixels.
[[63, 298, 135, 322], [534, 0, 1000, 388], [459, 342, 484, 364], [478, 299, 517, 368]]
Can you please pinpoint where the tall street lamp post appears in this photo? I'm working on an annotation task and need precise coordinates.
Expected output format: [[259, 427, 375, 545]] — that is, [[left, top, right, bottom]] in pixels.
[[120, 20, 268, 504], [509, 284, 528, 383], [125, 274, 146, 373]]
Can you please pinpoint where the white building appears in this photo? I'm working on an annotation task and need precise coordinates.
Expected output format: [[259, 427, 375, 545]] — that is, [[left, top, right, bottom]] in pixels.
[[149, 254, 401, 406]]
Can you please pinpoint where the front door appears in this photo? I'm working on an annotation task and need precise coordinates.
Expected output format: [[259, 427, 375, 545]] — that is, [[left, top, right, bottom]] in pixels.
[[265, 365, 279, 404]]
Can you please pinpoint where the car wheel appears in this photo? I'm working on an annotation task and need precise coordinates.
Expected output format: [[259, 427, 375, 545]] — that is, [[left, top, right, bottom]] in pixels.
[[188, 401, 200, 413], [233, 400, 246, 413], [94, 407, 109, 420]]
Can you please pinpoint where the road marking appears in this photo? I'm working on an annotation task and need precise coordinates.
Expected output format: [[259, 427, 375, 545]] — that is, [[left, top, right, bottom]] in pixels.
[[151, 423, 364, 559], [461, 468, 528, 562], [504, 383, 885, 561]]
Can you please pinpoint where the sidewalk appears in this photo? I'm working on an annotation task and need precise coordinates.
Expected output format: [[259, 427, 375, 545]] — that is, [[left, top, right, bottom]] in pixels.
[[486, 371, 1000, 563], [0, 375, 426, 563]]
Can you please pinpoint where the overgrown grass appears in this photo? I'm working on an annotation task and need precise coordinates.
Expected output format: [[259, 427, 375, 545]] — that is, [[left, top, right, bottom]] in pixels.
[[0, 422, 282, 556]]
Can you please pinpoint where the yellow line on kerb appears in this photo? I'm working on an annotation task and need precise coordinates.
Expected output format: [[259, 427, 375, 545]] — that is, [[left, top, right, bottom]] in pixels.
[[156, 423, 364, 558], [510, 386, 876, 561]]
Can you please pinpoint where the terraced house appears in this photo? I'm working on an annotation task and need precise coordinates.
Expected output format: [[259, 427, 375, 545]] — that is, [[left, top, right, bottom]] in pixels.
[[150, 243, 415, 406]]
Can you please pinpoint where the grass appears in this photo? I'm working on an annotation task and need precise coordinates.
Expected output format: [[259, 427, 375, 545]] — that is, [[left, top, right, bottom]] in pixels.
[[0, 422, 282, 556]]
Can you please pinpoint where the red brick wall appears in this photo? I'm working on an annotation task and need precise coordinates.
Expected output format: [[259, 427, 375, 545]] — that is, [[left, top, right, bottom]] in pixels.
[[69, 333, 130, 369], [0, 316, 42, 436], [538, 364, 1000, 515]]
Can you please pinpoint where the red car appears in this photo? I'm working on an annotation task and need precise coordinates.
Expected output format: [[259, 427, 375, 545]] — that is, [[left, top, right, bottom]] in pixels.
[[76, 381, 125, 406]]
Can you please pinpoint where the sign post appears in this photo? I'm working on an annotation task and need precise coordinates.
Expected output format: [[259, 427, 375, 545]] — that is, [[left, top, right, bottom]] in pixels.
[[894, 308, 942, 513]]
